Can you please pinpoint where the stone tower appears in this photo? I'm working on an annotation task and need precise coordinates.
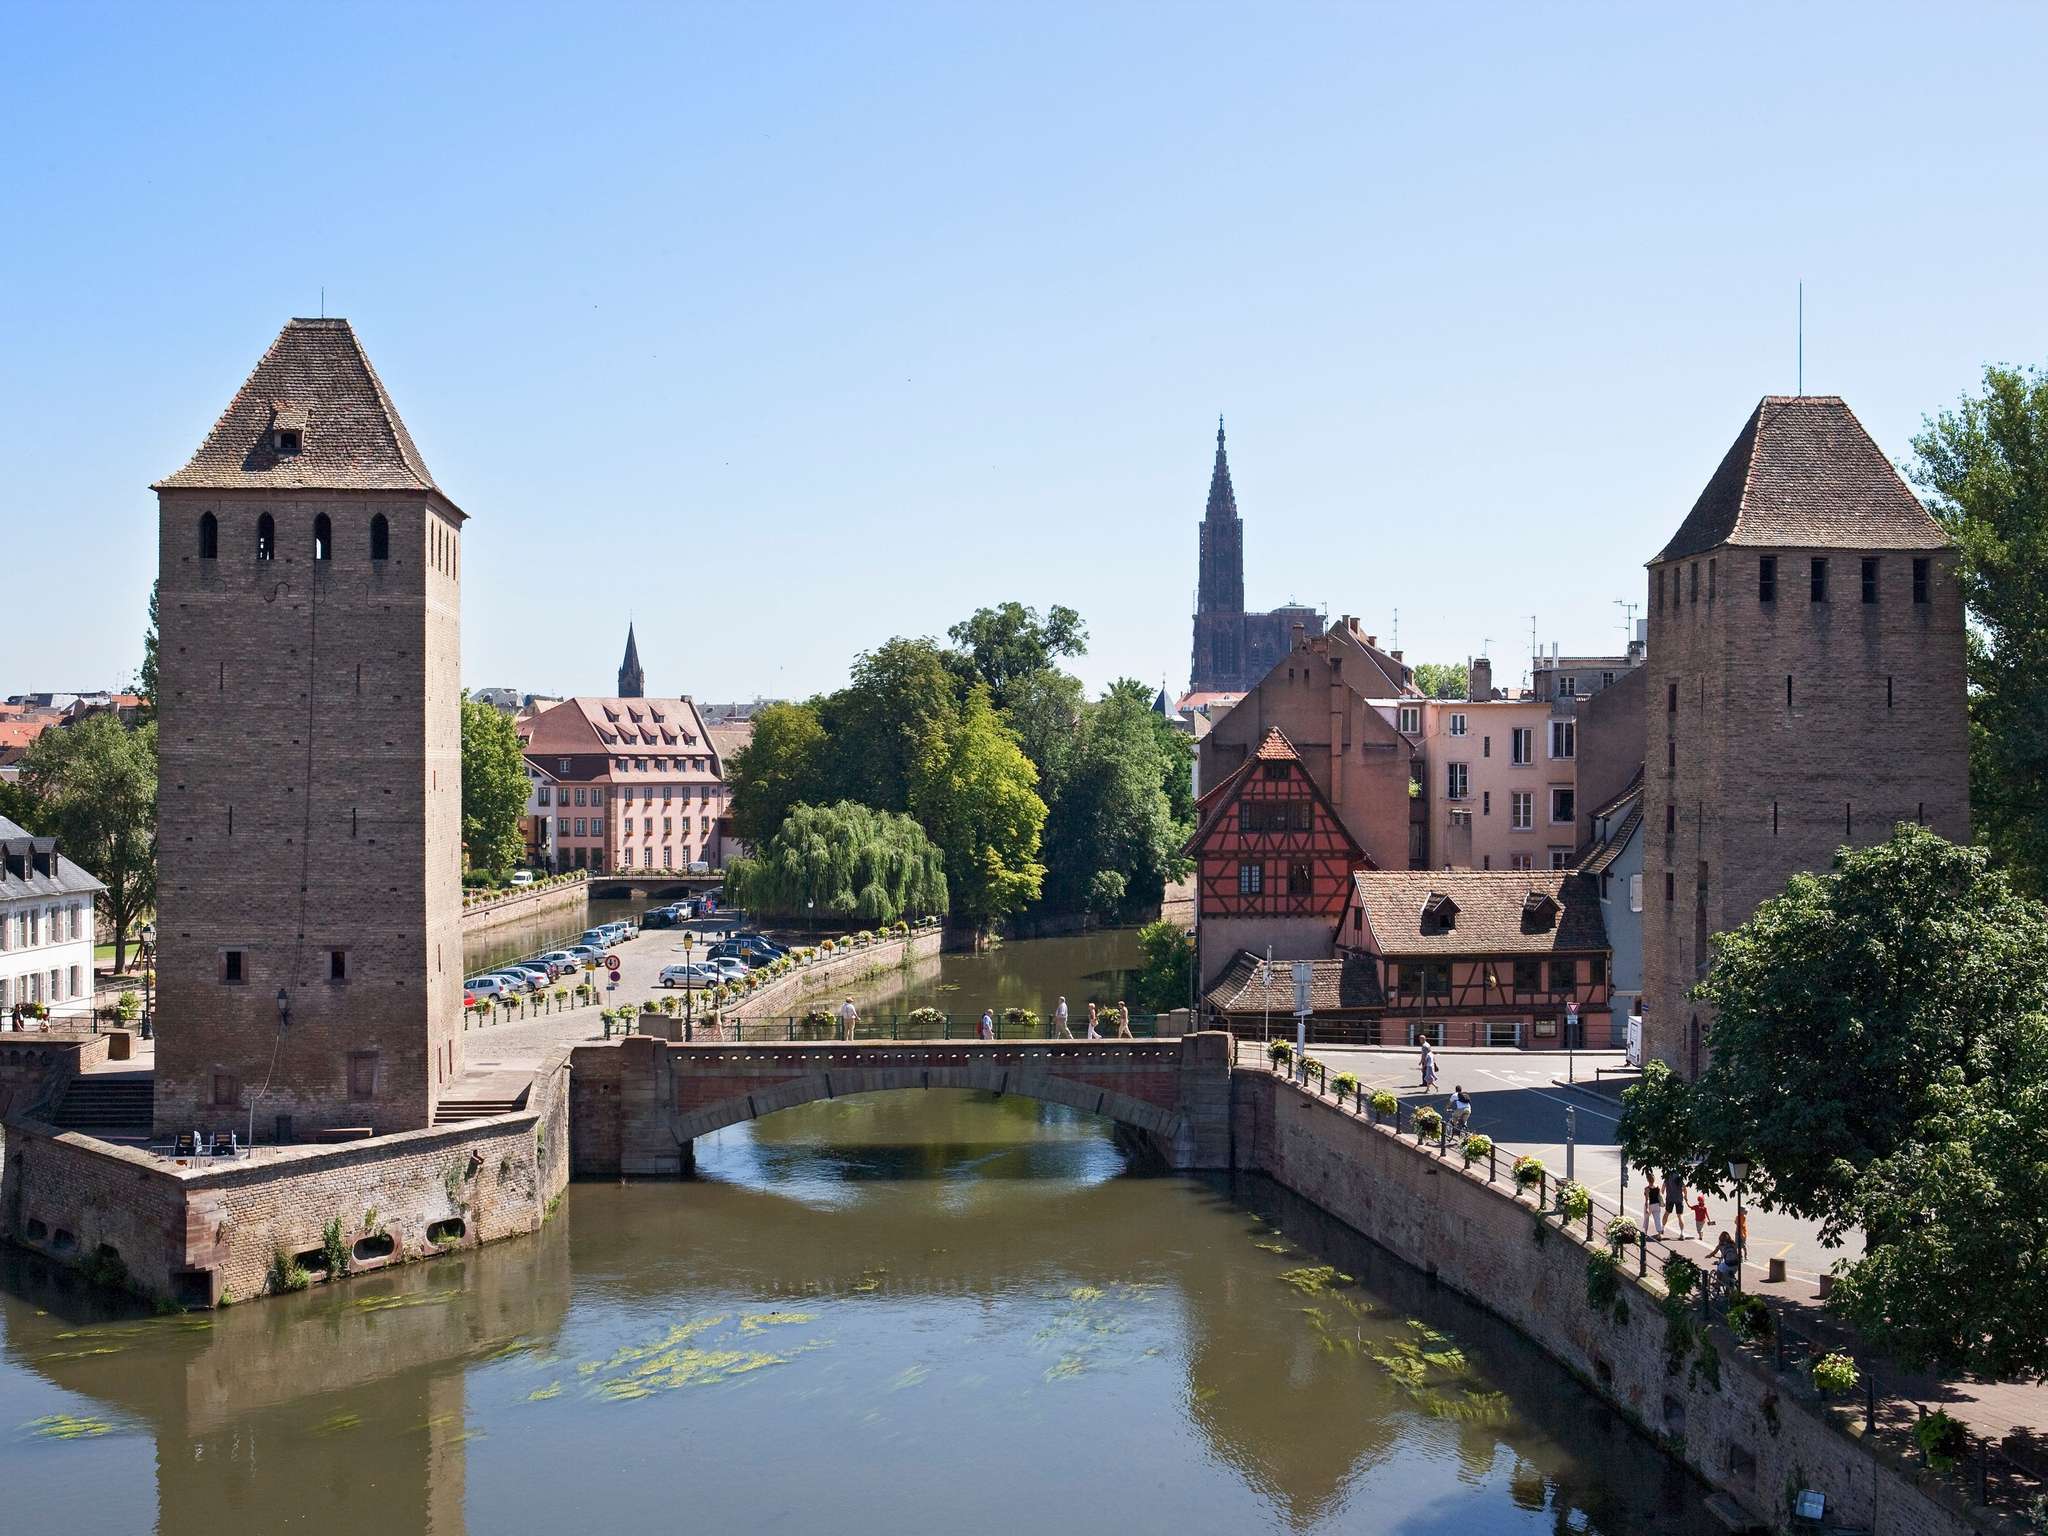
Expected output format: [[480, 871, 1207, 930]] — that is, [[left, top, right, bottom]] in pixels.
[[1188, 420, 1323, 694], [151, 318, 467, 1138], [617, 623, 645, 698], [1640, 396, 1969, 1075]]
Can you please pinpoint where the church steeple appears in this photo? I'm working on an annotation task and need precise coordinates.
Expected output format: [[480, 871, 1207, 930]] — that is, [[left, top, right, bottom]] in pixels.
[[618, 623, 645, 698], [1196, 415, 1243, 615]]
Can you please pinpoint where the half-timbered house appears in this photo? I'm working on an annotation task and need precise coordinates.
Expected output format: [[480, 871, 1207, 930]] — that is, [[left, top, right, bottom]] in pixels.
[[1185, 727, 1369, 987], [1335, 869, 1612, 1049]]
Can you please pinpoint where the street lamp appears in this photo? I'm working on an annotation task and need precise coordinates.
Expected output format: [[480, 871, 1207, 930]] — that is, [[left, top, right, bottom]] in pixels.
[[139, 921, 157, 1041], [1728, 1155, 1751, 1287], [682, 931, 696, 1037], [249, 988, 290, 1150]]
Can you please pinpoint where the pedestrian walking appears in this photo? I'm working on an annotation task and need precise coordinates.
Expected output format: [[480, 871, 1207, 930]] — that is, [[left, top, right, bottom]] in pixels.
[[1419, 1040, 1438, 1091], [1642, 1177, 1664, 1238], [1664, 1169, 1685, 1223], [1086, 1003, 1101, 1039], [979, 1007, 995, 1041], [1690, 1193, 1709, 1243], [1735, 1205, 1748, 1262], [1054, 996, 1072, 1037], [837, 997, 858, 1041], [1114, 1002, 1132, 1038]]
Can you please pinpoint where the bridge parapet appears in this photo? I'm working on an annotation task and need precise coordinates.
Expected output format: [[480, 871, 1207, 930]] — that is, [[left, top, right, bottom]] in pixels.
[[570, 1033, 1233, 1177]]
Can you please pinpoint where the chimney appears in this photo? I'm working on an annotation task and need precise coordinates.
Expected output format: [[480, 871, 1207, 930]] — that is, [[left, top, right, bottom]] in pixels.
[[1328, 655, 1345, 806], [1470, 657, 1492, 701], [1390, 648, 1403, 663], [1292, 621, 1307, 650]]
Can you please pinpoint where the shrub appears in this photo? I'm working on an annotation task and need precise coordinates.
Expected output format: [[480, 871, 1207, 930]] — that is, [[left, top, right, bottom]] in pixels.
[[116, 990, 142, 1023], [1512, 1154, 1545, 1189], [1462, 1132, 1494, 1165], [1661, 1251, 1700, 1301], [1914, 1409, 1966, 1473], [1811, 1350, 1858, 1397], [1413, 1105, 1444, 1139], [1605, 1215, 1640, 1253], [267, 1248, 312, 1294], [1724, 1291, 1772, 1342], [1302, 1056, 1326, 1088], [1267, 1038, 1294, 1063], [1584, 1249, 1628, 1324], [1002, 1006, 1038, 1031], [1369, 1089, 1399, 1117], [907, 1006, 946, 1033], [1331, 1071, 1360, 1097], [321, 1218, 351, 1279], [1556, 1179, 1590, 1221]]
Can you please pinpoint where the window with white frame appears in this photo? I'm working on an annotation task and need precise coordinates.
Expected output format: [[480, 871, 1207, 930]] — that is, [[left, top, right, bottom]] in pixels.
[[1511, 791, 1533, 829], [1511, 727, 1533, 765], [1550, 787, 1575, 824], [1629, 872, 1644, 912], [1398, 705, 1421, 735], [1549, 720, 1575, 759], [1448, 712, 1467, 737], [1445, 763, 1469, 800], [1558, 675, 1578, 696], [1550, 848, 1572, 869], [1509, 851, 1533, 870]]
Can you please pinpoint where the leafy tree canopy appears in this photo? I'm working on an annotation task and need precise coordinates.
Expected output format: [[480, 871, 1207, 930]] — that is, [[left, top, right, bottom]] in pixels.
[[1411, 661, 1468, 699], [907, 684, 1045, 926], [946, 602, 1086, 709], [1039, 682, 1190, 921], [727, 700, 828, 848], [1912, 363, 2048, 894], [17, 714, 157, 972], [459, 693, 530, 881], [726, 801, 947, 922]]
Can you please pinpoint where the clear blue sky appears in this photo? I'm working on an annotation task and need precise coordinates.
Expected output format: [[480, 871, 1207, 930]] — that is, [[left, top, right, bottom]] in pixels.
[[5, 4, 2045, 703]]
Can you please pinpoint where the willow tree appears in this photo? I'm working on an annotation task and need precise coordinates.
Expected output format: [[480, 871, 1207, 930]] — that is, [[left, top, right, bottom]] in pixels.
[[726, 801, 948, 922]]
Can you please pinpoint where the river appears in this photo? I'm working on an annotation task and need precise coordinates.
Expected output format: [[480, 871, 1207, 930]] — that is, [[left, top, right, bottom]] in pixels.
[[0, 1087, 1715, 1534]]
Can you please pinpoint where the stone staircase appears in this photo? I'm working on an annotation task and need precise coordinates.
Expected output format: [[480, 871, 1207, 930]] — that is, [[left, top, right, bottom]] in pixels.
[[48, 1071, 154, 1141], [433, 1090, 527, 1126]]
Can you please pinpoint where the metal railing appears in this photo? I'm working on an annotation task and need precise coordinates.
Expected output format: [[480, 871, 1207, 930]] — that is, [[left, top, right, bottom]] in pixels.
[[1237, 1036, 2046, 1521], [610, 1010, 1187, 1043]]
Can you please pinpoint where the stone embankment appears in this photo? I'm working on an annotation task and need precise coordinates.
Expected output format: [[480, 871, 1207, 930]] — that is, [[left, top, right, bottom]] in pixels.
[[721, 926, 947, 1022], [1233, 1067, 1989, 1536], [459, 875, 589, 936]]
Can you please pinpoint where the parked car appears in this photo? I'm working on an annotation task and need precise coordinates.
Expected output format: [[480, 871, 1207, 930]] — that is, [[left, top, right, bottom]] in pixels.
[[579, 928, 613, 948], [565, 944, 605, 963], [642, 907, 677, 929], [709, 939, 775, 968], [464, 975, 509, 1000], [687, 860, 711, 875], [707, 957, 749, 982], [498, 964, 551, 988], [659, 962, 723, 988], [490, 969, 545, 993], [510, 870, 536, 887], [535, 951, 579, 973]]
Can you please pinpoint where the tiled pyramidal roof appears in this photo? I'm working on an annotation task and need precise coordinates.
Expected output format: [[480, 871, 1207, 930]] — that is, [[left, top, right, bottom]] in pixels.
[[1654, 396, 1944, 563], [155, 317, 453, 506]]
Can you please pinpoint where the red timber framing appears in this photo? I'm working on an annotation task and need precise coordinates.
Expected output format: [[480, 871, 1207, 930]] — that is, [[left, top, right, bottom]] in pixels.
[[1185, 728, 1369, 921]]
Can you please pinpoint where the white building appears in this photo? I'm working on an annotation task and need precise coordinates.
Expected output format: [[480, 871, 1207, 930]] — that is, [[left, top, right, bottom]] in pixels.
[[0, 816, 104, 1022]]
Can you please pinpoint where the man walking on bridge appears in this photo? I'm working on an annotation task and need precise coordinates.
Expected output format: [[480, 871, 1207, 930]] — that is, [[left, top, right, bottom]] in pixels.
[[1054, 996, 1072, 1037], [838, 997, 858, 1041]]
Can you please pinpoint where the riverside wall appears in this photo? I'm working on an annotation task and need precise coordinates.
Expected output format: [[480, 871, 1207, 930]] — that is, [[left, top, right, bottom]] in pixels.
[[1234, 1070, 1986, 1536], [1, 1048, 572, 1307], [723, 927, 947, 1022], [459, 878, 589, 938]]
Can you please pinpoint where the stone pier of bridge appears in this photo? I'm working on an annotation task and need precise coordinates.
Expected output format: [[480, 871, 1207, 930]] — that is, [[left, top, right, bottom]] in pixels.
[[569, 1032, 1235, 1177]]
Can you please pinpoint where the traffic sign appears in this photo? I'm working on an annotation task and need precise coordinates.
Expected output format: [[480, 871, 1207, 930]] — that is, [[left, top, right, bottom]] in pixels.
[[1291, 961, 1312, 1018], [605, 954, 621, 972]]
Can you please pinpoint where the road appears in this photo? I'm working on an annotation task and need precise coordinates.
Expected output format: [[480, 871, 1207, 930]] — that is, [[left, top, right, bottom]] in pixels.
[[1299, 1044, 1857, 1295]]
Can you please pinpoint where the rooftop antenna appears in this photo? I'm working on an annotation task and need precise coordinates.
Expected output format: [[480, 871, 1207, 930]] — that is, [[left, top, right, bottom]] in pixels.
[[320, 285, 325, 319], [1797, 281, 1803, 396], [1392, 608, 1399, 651], [1615, 598, 1639, 647]]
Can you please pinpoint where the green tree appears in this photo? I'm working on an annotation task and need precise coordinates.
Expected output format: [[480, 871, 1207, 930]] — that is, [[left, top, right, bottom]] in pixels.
[[1826, 1044, 2048, 1377], [907, 684, 1045, 928], [1130, 918, 1194, 1013], [946, 602, 1086, 710], [1039, 684, 1188, 920], [459, 693, 529, 881], [137, 579, 160, 716], [18, 714, 157, 972], [726, 801, 948, 921], [726, 701, 829, 847], [820, 638, 962, 811], [1411, 661, 1468, 699], [1911, 364, 2048, 893], [1001, 666, 1086, 803], [1619, 824, 2048, 1241]]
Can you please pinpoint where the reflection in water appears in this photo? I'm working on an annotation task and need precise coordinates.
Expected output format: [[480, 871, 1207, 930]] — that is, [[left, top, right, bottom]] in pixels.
[[0, 1090, 1716, 1535], [834, 928, 1145, 1023]]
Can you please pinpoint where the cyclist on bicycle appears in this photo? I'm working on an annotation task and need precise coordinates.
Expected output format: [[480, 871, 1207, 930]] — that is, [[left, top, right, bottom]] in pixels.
[[1446, 1085, 1473, 1136]]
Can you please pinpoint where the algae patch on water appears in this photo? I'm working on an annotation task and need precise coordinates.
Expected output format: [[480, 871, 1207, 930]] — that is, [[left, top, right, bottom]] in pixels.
[[569, 1312, 830, 1404], [26, 1413, 115, 1440]]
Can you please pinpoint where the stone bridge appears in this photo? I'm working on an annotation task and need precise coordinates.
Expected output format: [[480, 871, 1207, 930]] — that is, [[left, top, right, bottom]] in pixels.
[[569, 1033, 1234, 1176]]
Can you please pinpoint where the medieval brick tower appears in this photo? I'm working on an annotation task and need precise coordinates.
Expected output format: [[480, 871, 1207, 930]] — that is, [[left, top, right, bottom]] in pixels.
[[1189, 419, 1321, 693], [152, 318, 466, 1138], [1640, 396, 1969, 1075]]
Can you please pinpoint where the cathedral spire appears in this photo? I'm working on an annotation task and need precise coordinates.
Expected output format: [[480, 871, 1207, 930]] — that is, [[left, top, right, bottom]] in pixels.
[[1206, 415, 1237, 522], [618, 623, 645, 698]]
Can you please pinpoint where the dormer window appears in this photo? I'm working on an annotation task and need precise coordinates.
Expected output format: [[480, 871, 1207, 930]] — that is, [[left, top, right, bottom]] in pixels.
[[274, 428, 302, 454], [1421, 892, 1459, 932], [1522, 890, 1559, 928]]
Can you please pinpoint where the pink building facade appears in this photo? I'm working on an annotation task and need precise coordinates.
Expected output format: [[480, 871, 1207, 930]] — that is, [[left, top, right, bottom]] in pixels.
[[520, 697, 731, 874]]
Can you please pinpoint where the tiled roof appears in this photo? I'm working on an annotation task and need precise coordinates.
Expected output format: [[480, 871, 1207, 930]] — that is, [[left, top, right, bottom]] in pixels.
[[705, 720, 754, 770], [155, 318, 458, 512], [1588, 765, 1645, 822], [1577, 804, 1642, 877], [1204, 950, 1385, 1014], [1654, 396, 1945, 563], [1349, 869, 1608, 957], [0, 817, 106, 899], [520, 696, 718, 766]]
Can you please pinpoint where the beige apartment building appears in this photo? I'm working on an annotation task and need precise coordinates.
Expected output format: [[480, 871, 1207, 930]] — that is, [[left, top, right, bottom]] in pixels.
[[1408, 659, 1580, 873]]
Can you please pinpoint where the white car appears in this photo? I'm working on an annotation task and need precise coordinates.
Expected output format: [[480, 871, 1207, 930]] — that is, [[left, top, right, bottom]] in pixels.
[[707, 957, 749, 982], [659, 962, 722, 988], [510, 870, 535, 887], [464, 975, 509, 1000]]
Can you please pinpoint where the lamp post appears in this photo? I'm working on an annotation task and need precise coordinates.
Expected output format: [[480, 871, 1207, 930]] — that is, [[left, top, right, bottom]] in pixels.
[[249, 987, 290, 1149], [1728, 1155, 1751, 1290], [139, 921, 156, 1041], [682, 931, 695, 1037]]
